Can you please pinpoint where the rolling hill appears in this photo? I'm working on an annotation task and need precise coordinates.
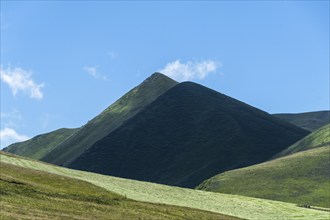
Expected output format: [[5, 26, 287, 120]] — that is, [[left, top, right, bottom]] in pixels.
[[197, 125, 330, 208], [68, 81, 308, 188], [1, 152, 328, 220], [274, 110, 330, 131], [2, 128, 78, 160], [273, 123, 330, 158], [41, 73, 178, 166], [1, 156, 238, 219]]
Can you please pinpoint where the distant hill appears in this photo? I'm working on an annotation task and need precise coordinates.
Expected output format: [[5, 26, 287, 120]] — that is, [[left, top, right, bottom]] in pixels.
[[41, 73, 178, 166], [273, 123, 330, 158], [2, 128, 78, 160], [197, 125, 330, 208], [273, 111, 329, 131], [69, 81, 308, 188]]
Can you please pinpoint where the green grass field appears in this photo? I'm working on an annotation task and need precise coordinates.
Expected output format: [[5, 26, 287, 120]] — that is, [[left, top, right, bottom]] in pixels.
[[1, 152, 329, 220], [198, 123, 330, 208], [1, 162, 237, 220], [198, 146, 330, 208]]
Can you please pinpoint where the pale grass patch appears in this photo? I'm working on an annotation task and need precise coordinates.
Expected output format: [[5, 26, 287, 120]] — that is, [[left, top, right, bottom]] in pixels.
[[1, 154, 329, 220]]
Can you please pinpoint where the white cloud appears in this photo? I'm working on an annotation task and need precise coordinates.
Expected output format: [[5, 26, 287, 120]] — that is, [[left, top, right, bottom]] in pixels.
[[0, 127, 29, 149], [83, 66, 107, 80], [159, 60, 222, 82], [0, 66, 44, 99]]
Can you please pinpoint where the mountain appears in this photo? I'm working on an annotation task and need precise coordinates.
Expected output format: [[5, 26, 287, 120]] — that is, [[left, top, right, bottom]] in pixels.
[[68, 81, 308, 188], [2, 128, 78, 160], [41, 73, 178, 166], [273, 110, 330, 131], [273, 123, 330, 158], [2, 152, 328, 220], [197, 125, 330, 208], [0, 153, 238, 220]]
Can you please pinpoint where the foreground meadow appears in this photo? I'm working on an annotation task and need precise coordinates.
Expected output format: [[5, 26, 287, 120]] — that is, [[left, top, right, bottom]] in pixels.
[[1, 152, 329, 220]]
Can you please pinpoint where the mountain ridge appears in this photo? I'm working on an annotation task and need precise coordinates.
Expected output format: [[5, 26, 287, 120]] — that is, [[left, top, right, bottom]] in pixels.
[[273, 110, 329, 131], [41, 73, 178, 166]]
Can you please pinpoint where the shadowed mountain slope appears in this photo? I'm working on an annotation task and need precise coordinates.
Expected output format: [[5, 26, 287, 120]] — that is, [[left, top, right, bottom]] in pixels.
[[69, 82, 308, 188], [197, 125, 330, 208], [273, 111, 329, 132], [2, 128, 78, 160], [41, 73, 177, 166]]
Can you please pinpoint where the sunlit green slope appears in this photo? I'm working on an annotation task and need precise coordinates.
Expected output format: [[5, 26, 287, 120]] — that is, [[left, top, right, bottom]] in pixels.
[[1, 152, 328, 220], [2, 128, 78, 160], [1, 159, 238, 219], [198, 126, 330, 208], [273, 123, 330, 158]]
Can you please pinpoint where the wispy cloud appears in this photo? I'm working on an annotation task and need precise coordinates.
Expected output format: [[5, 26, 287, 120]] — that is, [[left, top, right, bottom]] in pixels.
[[159, 60, 222, 82], [0, 14, 10, 31], [0, 109, 22, 121], [0, 66, 44, 99], [0, 127, 29, 149], [40, 113, 51, 129], [107, 51, 116, 59], [1, 109, 23, 128], [83, 66, 107, 80]]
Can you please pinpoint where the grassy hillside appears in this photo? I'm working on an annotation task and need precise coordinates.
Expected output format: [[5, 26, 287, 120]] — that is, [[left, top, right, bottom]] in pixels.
[[2, 128, 78, 160], [1, 162, 238, 220], [70, 81, 308, 188], [274, 110, 329, 131], [273, 123, 330, 158], [41, 73, 177, 166], [198, 146, 330, 208], [1, 152, 328, 220]]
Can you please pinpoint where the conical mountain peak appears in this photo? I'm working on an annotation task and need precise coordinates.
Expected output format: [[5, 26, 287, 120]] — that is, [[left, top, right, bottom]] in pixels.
[[41, 72, 177, 166], [141, 72, 177, 86], [150, 72, 166, 78], [69, 80, 308, 188]]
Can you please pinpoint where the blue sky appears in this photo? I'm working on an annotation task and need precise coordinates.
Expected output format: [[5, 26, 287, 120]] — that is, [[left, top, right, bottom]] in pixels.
[[1, 1, 329, 148]]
